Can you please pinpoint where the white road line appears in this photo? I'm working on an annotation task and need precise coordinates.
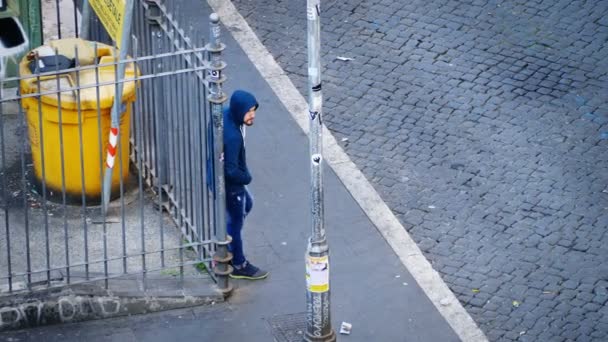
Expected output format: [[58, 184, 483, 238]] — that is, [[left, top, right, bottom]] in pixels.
[[207, 1, 488, 341]]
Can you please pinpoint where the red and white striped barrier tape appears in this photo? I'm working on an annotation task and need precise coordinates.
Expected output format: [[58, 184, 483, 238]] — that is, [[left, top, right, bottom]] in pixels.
[[106, 127, 119, 168]]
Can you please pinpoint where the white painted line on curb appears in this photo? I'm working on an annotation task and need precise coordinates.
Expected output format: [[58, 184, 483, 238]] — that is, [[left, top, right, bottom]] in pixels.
[[206, 1, 488, 341]]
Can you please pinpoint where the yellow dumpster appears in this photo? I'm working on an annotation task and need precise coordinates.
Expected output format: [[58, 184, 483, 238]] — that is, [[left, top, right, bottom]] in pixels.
[[19, 38, 138, 202]]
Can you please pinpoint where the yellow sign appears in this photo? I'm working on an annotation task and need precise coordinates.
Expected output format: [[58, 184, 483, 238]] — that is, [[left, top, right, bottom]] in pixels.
[[89, 0, 126, 48], [306, 256, 329, 293]]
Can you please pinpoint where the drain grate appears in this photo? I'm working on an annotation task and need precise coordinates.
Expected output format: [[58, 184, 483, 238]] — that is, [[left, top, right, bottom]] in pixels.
[[266, 312, 307, 342]]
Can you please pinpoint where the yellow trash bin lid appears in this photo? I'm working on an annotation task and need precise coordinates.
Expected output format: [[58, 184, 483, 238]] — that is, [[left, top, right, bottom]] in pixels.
[[19, 38, 138, 111]]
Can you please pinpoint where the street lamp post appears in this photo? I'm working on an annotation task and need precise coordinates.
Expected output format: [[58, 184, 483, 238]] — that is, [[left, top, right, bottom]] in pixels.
[[304, 0, 336, 341]]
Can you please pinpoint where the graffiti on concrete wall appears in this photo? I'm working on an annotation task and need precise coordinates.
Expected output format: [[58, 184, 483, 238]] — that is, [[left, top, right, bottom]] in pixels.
[[0, 295, 121, 330]]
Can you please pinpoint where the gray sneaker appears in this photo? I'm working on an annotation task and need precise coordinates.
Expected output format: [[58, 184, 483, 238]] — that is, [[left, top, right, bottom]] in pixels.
[[230, 261, 269, 280]]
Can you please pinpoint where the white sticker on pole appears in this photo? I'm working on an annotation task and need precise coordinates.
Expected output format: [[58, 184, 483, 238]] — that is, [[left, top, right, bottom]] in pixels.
[[310, 93, 322, 111], [306, 255, 329, 293], [308, 67, 318, 79], [312, 153, 322, 165], [307, 6, 316, 21]]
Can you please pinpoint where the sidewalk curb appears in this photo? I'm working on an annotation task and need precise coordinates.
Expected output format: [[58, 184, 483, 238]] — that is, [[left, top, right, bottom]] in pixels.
[[206, 1, 488, 341], [0, 273, 224, 332]]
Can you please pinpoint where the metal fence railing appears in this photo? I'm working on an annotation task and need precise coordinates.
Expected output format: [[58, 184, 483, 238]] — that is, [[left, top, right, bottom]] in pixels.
[[0, 0, 230, 296]]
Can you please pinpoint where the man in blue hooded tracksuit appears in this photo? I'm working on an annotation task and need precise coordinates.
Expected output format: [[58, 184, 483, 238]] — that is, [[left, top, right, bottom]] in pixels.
[[223, 90, 268, 280]]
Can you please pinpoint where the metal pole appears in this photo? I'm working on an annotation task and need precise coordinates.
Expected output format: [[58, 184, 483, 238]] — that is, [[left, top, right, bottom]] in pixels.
[[80, 0, 91, 39], [0, 73, 13, 292], [101, 0, 135, 214], [55, 0, 62, 39], [207, 13, 232, 295], [304, 0, 335, 341]]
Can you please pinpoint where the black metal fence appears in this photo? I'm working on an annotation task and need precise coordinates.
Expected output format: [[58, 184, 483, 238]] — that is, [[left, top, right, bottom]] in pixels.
[[0, 0, 229, 296]]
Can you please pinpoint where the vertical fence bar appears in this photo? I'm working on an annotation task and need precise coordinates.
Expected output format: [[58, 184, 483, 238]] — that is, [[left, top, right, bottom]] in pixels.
[[199, 60, 210, 261], [74, 46, 90, 284], [175, 30, 184, 224], [129, 36, 141, 273], [130, 49, 147, 276], [151, 32, 166, 268], [182, 37, 191, 237], [187, 48, 195, 242], [118, 131, 126, 276], [190, 66, 202, 257], [171, 29, 181, 228], [176, 35, 185, 280], [168, 26, 178, 220], [148, 22, 157, 176], [180, 36, 190, 238], [174, 37, 182, 228], [138, 1, 151, 183], [206, 26, 217, 270], [145, 33, 154, 184], [0, 90, 12, 292], [55, 0, 62, 39], [207, 13, 231, 295], [164, 31, 174, 203], [141, 3, 151, 182], [58, 49, 70, 285], [184, 39, 194, 244], [20, 82, 32, 284], [200, 39, 212, 261], [188, 51, 199, 243], [192, 59, 200, 241], [129, 36, 143, 277], [117, 52, 129, 288], [93, 43, 110, 280], [134, 51, 146, 276], [203, 70, 210, 260], [138, 63, 147, 284]]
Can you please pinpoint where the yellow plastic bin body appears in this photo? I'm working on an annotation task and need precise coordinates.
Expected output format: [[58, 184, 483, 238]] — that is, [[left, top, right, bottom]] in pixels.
[[19, 38, 138, 202]]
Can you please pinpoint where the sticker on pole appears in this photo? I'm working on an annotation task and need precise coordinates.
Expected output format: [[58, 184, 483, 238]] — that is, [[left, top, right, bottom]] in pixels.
[[306, 255, 329, 293], [307, 6, 316, 21], [311, 154, 322, 165], [307, 0, 320, 20], [89, 0, 126, 47]]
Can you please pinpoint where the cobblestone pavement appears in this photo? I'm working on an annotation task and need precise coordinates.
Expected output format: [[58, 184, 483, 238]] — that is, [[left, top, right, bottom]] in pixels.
[[231, 0, 608, 341]]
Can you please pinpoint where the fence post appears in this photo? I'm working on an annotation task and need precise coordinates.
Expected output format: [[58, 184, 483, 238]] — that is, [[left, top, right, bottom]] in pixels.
[[207, 13, 232, 296]]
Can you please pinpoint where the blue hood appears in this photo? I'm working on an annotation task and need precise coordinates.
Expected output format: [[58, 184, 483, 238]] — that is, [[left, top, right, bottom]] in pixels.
[[229, 90, 259, 125]]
